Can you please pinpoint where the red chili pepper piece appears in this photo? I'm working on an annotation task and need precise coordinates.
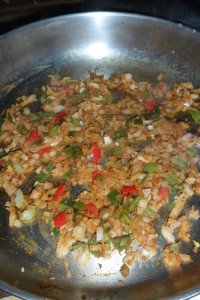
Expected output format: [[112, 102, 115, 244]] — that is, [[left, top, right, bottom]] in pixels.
[[143, 100, 156, 111], [54, 111, 67, 124], [91, 143, 101, 164], [121, 185, 137, 198], [92, 170, 100, 182], [54, 211, 67, 229], [52, 183, 65, 201], [36, 146, 52, 156], [85, 203, 99, 218], [26, 130, 41, 143], [157, 187, 169, 198]]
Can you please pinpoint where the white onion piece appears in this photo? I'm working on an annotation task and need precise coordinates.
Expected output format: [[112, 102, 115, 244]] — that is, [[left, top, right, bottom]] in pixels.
[[73, 225, 86, 241], [96, 226, 104, 242], [161, 226, 175, 244]]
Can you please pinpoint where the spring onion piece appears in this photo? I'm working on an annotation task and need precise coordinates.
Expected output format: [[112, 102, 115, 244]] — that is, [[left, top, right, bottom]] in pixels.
[[170, 243, 180, 253], [111, 127, 128, 141], [52, 227, 60, 238], [112, 146, 122, 157], [126, 116, 143, 128], [14, 189, 25, 210], [72, 118, 80, 127], [0, 148, 6, 158], [169, 187, 177, 202], [36, 171, 49, 182], [49, 125, 59, 137], [89, 244, 101, 257], [60, 198, 73, 208], [65, 144, 83, 158], [21, 208, 36, 223], [149, 107, 160, 120], [186, 147, 198, 158], [40, 91, 48, 103], [189, 109, 200, 124], [43, 110, 54, 117], [145, 208, 157, 215], [73, 91, 89, 105], [107, 189, 121, 206], [128, 198, 140, 212], [113, 235, 131, 252], [45, 162, 54, 172], [72, 242, 87, 251], [29, 113, 39, 122], [73, 201, 86, 211], [165, 174, 181, 186], [102, 89, 113, 105], [68, 131, 77, 137], [144, 163, 158, 173]]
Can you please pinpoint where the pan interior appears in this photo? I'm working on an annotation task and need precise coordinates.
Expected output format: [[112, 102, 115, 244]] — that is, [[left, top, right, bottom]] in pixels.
[[1, 12, 200, 300]]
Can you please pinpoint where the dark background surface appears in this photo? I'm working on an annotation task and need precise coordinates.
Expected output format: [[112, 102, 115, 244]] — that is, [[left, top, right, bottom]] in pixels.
[[1, 0, 200, 35]]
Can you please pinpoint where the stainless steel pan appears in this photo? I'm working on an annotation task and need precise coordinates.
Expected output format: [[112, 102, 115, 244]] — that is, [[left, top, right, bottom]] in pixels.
[[1, 12, 200, 300]]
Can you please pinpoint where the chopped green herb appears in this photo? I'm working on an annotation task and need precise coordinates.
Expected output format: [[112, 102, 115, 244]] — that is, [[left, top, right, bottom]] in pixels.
[[29, 113, 39, 122], [72, 242, 87, 251], [72, 91, 89, 105], [107, 189, 121, 206], [128, 198, 140, 212], [171, 155, 189, 170], [52, 228, 60, 238], [149, 107, 160, 120], [43, 111, 54, 117], [40, 91, 48, 103], [65, 144, 83, 158], [112, 146, 123, 158], [134, 117, 143, 125], [144, 163, 158, 173], [45, 162, 54, 172], [189, 109, 200, 124], [72, 118, 80, 127], [102, 89, 113, 105], [171, 243, 180, 253], [68, 131, 77, 137], [111, 127, 128, 141], [73, 200, 86, 211], [61, 198, 73, 208], [169, 187, 177, 202], [113, 235, 131, 252], [36, 171, 49, 182], [49, 125, 59, 137], [120, 212, 131, 224]]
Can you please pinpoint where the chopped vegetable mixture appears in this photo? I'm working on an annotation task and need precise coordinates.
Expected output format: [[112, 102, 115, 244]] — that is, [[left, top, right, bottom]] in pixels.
[[1, 72, 200, 278]]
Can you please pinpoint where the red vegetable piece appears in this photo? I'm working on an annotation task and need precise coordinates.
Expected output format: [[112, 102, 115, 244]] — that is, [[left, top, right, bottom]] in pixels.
[[52, 183, 65, 201], [92, 170, 100, 182], [157, 187, 169, 198], [143, 100, 156, 111], [54, 211, 67, 229], [85, 203, 99, 218], [91, 143, 101, 164], [36, 146, 52, 156], [121, 185, 137, 198], [26, 130, 41, 143], [54, 111, 67, 124]]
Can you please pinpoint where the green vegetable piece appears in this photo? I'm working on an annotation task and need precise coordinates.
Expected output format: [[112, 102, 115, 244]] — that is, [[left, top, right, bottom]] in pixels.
[[128, 198, 140, 212], [72, 242, 87, 251], [7, 112, 14, 123], [107, 189, 121, 206], [134, 117, 143, 125], [189, 109, 200, 124], [36, 171, 49, 182], [171, 243, 180, 253], [45, 162, 54, 172], [90, 250, 101, 258], [72, 118, 80, 127], [171, 155, 189, 170], [73, 200, 86, 211], [104, 242, 111, 250], [145, 208, 157, 215], [144, 163, 158, 173], [72, 91, 89, 105], [52, 228, 60, 239], [40, 91, 48, 103], [194, 240, 200, 248], [115, 137, 126, 145], [111, 127, 128, 141], [113, 235, 131, 252], [49, 125, 59, 137], [169, 187, 177, 202], [149, 107, 160, 120], [43, 111, 54, 117], [65, 144, 83, 158], [165, 174, 181, 186], [29, 113, 39, 122], [187, 147, 198, 158], [112, 146, 122, 158], [102, 89, 113, 105], [68, 131, 77, 137], [61, 198, 73, 208], [0, 148, 6, 158], [120, 212, 131, 224], [65, 146, 74, 157]]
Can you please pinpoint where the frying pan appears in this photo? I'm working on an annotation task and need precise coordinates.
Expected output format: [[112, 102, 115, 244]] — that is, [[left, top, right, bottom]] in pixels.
[[1, 12, 200, 300]]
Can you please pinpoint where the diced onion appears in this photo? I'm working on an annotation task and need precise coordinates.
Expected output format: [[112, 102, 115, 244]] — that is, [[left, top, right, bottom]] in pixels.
[[73, 225, 86, 241], [161, 226, 175, 244], [96, 226, 104, 242]]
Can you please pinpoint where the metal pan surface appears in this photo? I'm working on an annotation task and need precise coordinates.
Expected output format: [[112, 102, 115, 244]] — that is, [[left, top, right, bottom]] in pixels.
[[1, 12, 200, 300]]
